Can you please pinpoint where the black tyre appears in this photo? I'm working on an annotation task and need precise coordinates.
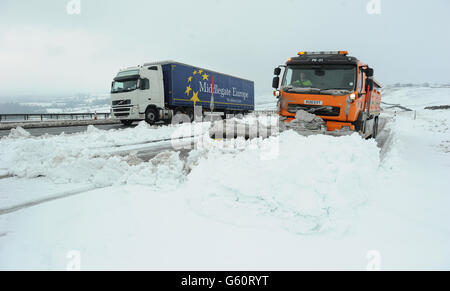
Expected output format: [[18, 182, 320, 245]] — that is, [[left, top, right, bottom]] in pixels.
[[186, 108, 195, 122], [173, 109, 190, 124], [354, 112, 365, 132], [145, 107, 159, 125], [372, 117, 379, 139], [120, 120, 133, 126]]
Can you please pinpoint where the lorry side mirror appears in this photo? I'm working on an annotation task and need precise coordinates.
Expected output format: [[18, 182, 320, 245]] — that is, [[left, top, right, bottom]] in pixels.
[[272, 77, 280, 89], [274, 67, 281, 76], [366, 68, 374, 77]]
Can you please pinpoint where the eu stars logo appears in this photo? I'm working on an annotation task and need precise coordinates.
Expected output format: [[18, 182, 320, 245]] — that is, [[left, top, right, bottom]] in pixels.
[[186, 68, 210, 107]]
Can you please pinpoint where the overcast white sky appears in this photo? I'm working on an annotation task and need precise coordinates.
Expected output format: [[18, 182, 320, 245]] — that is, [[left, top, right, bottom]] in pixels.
[[0, 0, 449, 98]]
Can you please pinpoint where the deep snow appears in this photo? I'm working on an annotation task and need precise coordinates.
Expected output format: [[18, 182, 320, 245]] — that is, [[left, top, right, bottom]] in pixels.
[[0, 86, 449, 270]]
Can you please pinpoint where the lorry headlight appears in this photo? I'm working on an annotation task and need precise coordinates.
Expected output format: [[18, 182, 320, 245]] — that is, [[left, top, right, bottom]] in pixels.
[[349, 93, 356, 101]]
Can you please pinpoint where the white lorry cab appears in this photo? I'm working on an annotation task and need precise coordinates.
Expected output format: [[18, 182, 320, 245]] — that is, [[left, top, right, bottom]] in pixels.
[[110, 62, 166, 126]]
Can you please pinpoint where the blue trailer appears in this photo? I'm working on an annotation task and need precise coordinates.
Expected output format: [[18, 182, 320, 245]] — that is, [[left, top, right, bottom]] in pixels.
[[162, 62, 254, 112], [110, 61, 255, 125]]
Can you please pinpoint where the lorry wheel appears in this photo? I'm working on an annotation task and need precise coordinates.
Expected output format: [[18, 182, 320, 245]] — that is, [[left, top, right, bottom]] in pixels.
[[145, 107, 159, 125], [354, 112, 364, 132], [174, 108, 184, 116], [173, 110, 190, 124], [120, 120, 133, 126], [372, 117, 379, 139], [186, 108, 195, 122]]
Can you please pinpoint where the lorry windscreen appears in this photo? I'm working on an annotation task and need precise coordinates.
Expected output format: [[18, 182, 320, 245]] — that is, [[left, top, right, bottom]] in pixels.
[[282, 65, 357, 92], [111, 78, 138, 94]]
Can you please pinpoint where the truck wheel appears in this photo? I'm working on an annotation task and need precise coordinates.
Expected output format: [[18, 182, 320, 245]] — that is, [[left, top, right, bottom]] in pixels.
[[173, 110, 190, 124], [186, 108, 195, 122], [354, 112, 364, 132], [145, 107, 159, 125], [120, 120, 133, 126], [372, 117, 379, 139]]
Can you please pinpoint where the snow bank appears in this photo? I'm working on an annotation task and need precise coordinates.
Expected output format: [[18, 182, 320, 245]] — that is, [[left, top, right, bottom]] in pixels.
[[6, 127, 31, 139], [184, 130, 380, 234], [0, 109, 384, 234], [0, 122, 209, 187], [0, 117, 381, 235]]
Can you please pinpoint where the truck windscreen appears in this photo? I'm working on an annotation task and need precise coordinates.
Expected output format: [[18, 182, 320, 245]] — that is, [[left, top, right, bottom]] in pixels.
[[282, 65, 357, 92], [111, 79, 138, 94]]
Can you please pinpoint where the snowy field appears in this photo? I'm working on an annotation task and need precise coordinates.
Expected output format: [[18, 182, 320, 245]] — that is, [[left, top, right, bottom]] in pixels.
[[0, 86, 449, 270]]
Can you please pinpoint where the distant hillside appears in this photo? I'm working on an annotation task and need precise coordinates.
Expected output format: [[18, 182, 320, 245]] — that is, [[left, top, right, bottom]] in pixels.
[[0, 93, 110, 114]]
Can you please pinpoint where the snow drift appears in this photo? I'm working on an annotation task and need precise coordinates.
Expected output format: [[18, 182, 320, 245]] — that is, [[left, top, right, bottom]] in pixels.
[[0, 122, 209, 187], [0, 118, 381, 234], [184, 131, 380, 234]]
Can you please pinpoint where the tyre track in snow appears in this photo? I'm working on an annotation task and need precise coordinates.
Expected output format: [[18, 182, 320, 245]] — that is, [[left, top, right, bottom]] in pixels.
[[0, 185, 100, 216], [0, 136, 198, 216]]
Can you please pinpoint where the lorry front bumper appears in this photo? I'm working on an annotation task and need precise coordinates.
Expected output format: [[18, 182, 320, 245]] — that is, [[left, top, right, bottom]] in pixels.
[[111, 105, 143, 120]]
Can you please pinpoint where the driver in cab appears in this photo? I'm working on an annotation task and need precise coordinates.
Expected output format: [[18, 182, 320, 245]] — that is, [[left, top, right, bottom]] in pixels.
[[293, 72, 313, 87]]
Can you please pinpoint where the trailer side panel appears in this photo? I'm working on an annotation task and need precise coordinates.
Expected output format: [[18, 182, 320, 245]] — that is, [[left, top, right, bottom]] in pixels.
[[164, 63, 254, 111]]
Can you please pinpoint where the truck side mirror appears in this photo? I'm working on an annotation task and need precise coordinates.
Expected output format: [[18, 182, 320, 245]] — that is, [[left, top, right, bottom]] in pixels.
[[272, 77, 280, 89], [366, 68, 374, 77], [274, 67, 281, 76]]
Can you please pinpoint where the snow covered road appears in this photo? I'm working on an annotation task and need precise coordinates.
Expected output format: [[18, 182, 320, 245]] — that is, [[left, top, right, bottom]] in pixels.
[[0, 124, 123, 138], [0, 86, 449, 270]]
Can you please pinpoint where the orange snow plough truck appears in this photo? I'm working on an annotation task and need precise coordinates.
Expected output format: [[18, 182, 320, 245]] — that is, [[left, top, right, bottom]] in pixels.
[[272, 51, 382, 138]]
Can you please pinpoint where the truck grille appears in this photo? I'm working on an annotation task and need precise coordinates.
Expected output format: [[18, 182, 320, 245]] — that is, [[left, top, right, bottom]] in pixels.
[[113, 108, 131, 112], [112, 106, 131, 117], [114, 113, 130, 117], [112, 99, 131, 106], [287, 104, 340, 117]]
